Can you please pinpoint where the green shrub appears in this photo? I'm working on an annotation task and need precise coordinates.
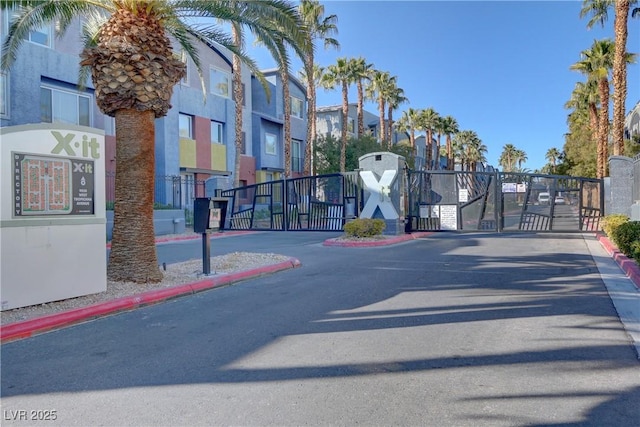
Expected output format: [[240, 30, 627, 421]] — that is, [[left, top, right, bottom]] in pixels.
[[344, 218, 386, 238], [601, 214, 629, 237], [630, 240, 640, 265], [611, 221, 640, 257]]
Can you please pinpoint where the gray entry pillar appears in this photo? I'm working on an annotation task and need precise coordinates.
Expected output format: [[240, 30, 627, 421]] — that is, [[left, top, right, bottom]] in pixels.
[[358, 152, 407, 235]]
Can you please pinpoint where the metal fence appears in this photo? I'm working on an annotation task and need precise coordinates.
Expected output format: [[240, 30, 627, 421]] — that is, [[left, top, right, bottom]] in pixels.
[[221, 172, 361, 231], [106, 173, 205, 213]]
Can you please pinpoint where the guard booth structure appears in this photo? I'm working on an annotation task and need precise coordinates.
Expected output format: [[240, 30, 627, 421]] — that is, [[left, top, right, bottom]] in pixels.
[[358, 152, 407, 235]]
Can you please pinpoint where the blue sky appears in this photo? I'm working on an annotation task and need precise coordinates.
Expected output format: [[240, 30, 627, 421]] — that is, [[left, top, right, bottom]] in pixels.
[[249, 0, 640, 172]]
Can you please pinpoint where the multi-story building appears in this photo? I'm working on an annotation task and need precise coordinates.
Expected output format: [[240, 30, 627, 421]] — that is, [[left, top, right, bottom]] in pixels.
[[0, 12, 309, 212], [624, 100, 640, 143], [315, 103, 406, 145]]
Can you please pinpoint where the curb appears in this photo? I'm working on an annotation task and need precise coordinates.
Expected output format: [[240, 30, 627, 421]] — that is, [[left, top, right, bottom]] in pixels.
[[596, 233, 640, 290], [323, 231, 434, 247], [1, 257, 300, 343], [106, 230, 258, 249]]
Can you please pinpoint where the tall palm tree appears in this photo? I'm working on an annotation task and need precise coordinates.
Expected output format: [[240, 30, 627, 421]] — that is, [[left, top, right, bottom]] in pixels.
[[565, 80, 600, 145], [366, 70, 394, 146], [515, 149, 528, 170], [395, 108, 420, 155], [580, 0, 638, 156], [499, 143, 519, 172], [1, 0, 307, 283], [385, 84, 407, 149], [441, 115, 459, 170], [299, 0, 339, 175], [418, 107, 440, 170], [434, 116, 447, 170], [321, 57, 354, 172], [452, 130, 480, 171], [545, 147, 561, 174], [350, 57, 373, 138], [571, 39, 616, 178]]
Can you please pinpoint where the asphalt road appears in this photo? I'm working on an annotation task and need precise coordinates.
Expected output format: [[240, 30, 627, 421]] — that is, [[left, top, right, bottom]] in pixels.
[[2, 232, 639, 426]]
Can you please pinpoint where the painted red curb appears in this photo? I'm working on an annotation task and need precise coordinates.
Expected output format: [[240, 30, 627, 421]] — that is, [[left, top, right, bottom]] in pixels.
[[323, 232, 433, 247], [596, 233, 640, 290], [1, 257, 300, 343], [106, 230, 258, 249]]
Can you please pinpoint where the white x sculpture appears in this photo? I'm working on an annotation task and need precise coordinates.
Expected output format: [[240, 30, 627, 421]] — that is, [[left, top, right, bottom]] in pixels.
[[359, 170, 398, 219]]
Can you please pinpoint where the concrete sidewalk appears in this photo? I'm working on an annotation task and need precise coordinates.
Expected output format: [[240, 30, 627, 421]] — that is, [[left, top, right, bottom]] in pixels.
[[1, 230, 638, 345]]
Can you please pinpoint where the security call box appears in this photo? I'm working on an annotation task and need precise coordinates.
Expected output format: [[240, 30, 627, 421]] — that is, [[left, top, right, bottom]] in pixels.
[[193, 197, 228, 233]]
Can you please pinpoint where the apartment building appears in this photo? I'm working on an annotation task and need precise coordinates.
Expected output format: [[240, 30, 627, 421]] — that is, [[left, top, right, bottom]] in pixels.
[[0, 12, 308, 210]]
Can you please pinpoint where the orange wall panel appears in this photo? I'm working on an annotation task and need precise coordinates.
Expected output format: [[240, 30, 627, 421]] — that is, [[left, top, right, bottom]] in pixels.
[[194, 116, 211, 170]]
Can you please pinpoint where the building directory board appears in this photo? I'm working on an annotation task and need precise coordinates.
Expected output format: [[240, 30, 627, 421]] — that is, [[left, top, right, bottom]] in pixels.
[[13, 152, 95, 216]]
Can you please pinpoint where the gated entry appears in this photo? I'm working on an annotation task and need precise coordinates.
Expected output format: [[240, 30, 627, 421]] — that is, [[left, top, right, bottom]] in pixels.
[[220, 170, 603, 233], [406, 170, 604, 232]]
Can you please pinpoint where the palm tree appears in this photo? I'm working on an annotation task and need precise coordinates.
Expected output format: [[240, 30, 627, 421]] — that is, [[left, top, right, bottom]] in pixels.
[[299, 0, 339, 175], [418, 108, 440, 170], [545, 147, 561, 174], [452, 130, 481, 171], [434, 116, 447, 170], [499, 143, 519, 172], [565, 80, 600, 145], [366, 70, 394, 146], [321, 57, 354, 172], [350, 57, 373, 138], [385, 84, 407, 149], [395, 108, 420, 155], [571, 39, 616, 178], [515, 149, 528, 170], [1, 0, 307, 283], [580, 0, 638, 156], [441, 116, 459, 170]]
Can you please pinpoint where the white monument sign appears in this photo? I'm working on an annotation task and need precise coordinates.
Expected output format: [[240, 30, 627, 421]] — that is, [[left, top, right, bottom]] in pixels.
[[359, 170, 399, 219]]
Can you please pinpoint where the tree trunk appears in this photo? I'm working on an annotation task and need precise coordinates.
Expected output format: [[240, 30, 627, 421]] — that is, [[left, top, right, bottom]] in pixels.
[[378, 98, 385, 146], [283, 71, 291, 177], [612, 0, 629, 156], [357, 80, 365, 137], [597, 78, 610, 179], [108, 109, 162, 283], [233, 26, 243, 188], [446, 135, 452, 170], [341, 81, 348, 172]]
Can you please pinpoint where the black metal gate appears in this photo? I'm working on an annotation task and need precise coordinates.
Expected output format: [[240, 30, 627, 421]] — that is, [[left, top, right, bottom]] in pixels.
[[406, 170, 604, 233], [220, 172, 361, 231]]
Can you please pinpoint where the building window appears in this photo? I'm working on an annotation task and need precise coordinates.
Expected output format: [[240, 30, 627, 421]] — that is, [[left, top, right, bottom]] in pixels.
[[210, 67, 230, 98], [211, 121, 223, 144], [241, 132, 246, 155], [180, 51, 190, 86], [347, 117, 355, 134], [40, 85, 91, 126], [1, 71, 8, 118], [179, 113, 193, 138], [291, 96, 304, 119], [26, 24, 52, 47], [292, 139, 302, 172], [265, 132, 277, 155]]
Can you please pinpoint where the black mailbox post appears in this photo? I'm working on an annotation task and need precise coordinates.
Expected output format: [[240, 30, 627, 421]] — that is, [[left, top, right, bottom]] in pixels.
[[193, 197, 228, 275]]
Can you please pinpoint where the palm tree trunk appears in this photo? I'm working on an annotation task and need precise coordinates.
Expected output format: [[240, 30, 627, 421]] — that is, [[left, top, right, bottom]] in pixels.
[[233, 26, 243, 188], [426, 130, 433, 169], [108, 109, 162, 283], [446, 135, 452, 170], [378, 98, 385, 146], [304, 55, 314, 175], [598, 78, 610, 178], [341, 81, 348, 172], [283, 71, 291, 178], [357, 80, 365, 137], [612, 0, 629, 156]]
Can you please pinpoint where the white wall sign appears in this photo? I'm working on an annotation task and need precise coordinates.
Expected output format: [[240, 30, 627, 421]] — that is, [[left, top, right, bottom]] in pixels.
[[431, 205, 458, 230], [1, 124, 106, 311]]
